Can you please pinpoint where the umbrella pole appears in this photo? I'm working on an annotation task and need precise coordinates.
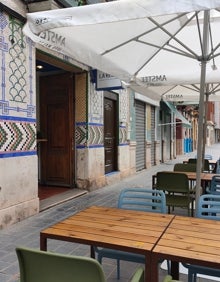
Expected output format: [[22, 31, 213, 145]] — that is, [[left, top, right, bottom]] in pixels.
[[202, 92, 209, 166], [195, 10, 210, 212]]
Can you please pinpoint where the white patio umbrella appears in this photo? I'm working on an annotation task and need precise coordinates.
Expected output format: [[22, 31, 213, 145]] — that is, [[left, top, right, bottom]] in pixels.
[[150, 82, 220, 169], [23, 0, 220, 210], [136, 83, 220, 103]]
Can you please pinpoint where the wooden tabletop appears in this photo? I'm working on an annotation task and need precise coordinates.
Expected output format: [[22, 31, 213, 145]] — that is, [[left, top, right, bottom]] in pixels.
[[40, 206, 174, 282], [151, 215, 220, 281], [186, 172, 216, 181]]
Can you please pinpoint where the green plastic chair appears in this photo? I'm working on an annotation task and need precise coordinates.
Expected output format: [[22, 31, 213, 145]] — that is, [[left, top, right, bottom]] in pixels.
[[188, 158, 210, 172], [16, 247, 106, 282], [173, 163, 196, 172], [173, 163, 197, 189], [163, 275, 182, 282], [16, 247, 144, 282], [130, 267, 144, 282], [155, 171, 194, 216]]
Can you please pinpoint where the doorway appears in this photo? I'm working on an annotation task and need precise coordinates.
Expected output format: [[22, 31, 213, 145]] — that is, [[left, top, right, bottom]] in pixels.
[[104, 91, 118, 174], [39, 72, 75, 187]]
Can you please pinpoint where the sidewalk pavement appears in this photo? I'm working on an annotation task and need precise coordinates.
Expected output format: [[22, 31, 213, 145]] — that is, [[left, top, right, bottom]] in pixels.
[[0, 143, 220, 282]]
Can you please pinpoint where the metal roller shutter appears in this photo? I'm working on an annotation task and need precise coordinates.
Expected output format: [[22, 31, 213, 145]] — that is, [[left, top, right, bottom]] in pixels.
[[135, 100, 145, 171], [151, 106, 156, 166]]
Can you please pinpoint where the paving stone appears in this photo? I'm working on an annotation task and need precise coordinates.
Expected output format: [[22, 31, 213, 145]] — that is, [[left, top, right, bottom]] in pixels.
[[0, 144, 220, 281]]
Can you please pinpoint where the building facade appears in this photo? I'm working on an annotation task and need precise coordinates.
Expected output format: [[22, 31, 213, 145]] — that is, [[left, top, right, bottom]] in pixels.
[[0, 0, 202, 229]]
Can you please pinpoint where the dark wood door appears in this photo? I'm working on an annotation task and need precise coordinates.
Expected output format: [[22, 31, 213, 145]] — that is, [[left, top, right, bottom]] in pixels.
[[104, 92, 118, 174], [39, 73, 74, 187]]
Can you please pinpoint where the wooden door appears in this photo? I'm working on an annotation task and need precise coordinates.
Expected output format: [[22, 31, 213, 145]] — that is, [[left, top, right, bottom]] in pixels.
[[39, 73, 74, 187], [104, 92, 118, 174]]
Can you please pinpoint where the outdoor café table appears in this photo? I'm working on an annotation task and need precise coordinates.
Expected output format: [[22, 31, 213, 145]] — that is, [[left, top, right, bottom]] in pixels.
[[151, 215, 220, 282], [40, 205, 175, 282]]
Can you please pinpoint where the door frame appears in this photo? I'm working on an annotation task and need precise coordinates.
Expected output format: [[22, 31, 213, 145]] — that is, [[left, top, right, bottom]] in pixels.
[[104, 91, 118, 174], [36, 51, 81, 187]]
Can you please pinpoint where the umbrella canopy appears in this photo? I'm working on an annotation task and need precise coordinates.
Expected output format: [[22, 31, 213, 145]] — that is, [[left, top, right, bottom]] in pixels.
[[144, 83, 220, 103], [23, 0, 220, 86], [23, 0, 220, 209]]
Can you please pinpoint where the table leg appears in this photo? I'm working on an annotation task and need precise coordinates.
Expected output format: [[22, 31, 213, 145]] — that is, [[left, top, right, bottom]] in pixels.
[[171, 261, 179, 280], [90, 246, 95, 258], [150, 254, 159, 282], [40, 233, 47, 251]]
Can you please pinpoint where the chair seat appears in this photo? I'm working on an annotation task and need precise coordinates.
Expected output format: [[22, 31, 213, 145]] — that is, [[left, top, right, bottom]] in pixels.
[[166, 195, 194, 207], [96, 248, 145, 263], [182, 263, 220, 278]]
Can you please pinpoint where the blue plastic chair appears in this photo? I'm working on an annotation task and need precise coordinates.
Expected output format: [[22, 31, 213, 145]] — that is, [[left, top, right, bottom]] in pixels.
[[194, 154, 213, 160], [118, 188, 166, 213], [214, 159, 220, 174], [206, 175, 220, 195], [183, 194, 220, 282], [94, 188, 167, 279]]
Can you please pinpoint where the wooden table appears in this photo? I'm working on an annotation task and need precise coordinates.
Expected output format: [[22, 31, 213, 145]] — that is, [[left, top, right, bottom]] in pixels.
[[151, 215, 220, 282], [40, 206, 174, 282]]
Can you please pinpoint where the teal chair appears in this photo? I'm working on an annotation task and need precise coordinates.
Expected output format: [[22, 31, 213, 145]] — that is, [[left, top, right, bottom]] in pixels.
[[206, 175, 220, 195], [194, 154, 213, 160], [94, 188, 168, 279], [183, 194, 220, 281], [16, 247, 145, 282]]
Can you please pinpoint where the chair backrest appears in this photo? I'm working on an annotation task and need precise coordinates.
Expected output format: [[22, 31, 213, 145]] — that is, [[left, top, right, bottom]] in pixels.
[[188, 158, 209, 172], [216, 159, 220, 174], [207, 175, 220, 194], [16, 247, 106, 282], [163, 275, 181, 282], [195, 154, 213, 160], [130, 267, 144, 282], [118, 188, 166, 213], [156, 171, 189, 193], [189, 158, 197, 164], [205, 154, 213, 160], [173, 163, 196, 172], [196, 194, 220, 220]]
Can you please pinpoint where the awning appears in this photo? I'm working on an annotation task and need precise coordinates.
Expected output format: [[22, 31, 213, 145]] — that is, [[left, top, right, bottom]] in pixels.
[[160, 101, 192, 128]]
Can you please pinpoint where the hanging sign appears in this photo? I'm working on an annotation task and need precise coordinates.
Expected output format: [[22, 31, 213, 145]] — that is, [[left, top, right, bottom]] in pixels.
[[93, 70, 123, 91]]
